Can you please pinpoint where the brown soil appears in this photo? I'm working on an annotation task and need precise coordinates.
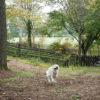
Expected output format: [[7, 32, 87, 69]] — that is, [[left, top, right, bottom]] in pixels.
[[0, 60, 100, 100]]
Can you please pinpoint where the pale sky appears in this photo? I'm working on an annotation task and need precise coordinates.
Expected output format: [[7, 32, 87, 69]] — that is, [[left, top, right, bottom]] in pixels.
[[42, 4, 61, 13], [6, 0, 60, 14]]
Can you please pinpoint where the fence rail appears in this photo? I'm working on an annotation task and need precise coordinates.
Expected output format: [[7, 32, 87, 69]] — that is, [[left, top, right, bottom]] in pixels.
[[70, 55, 100, 66], [7, 43, 100, 67], [7, 43, 69, 66]]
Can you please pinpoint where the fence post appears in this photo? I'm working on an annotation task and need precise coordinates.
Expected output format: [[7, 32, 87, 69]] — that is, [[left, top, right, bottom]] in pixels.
[[17, 44, 21, 57]]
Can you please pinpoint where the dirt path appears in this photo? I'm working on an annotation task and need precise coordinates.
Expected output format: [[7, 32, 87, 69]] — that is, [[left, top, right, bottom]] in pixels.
[[8, 60, 46, 72], [0, 60, 100, 100]]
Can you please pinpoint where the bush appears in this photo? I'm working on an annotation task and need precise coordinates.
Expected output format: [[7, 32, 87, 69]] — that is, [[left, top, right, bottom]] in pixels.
[[48, 42, 61, 51], [48, 42, 73, 55], [61, 42, 72, 54]]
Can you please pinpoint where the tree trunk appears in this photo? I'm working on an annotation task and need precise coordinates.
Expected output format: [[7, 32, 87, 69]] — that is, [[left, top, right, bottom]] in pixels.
[[27, 20, 32, 47], [82, 49, 87, 56], [28, 32, 32, 47], [19, 31, 22, 44], [78, 27, 82, 56], [32, 33, 35, 47], [81, 34, 98, 56], [0, 0, 8, 70]]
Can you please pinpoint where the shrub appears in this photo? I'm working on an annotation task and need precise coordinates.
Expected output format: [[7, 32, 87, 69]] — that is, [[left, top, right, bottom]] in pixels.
[[48, 42, 61, 51], [48, 42, 73, 55], [61, 42, 72, 54]]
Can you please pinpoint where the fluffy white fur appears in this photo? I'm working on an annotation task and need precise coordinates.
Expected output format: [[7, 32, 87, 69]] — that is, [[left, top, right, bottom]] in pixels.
[[46, 64, 59, 83]]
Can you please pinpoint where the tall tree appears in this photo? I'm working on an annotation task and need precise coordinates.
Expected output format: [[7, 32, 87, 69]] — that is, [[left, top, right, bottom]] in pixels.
[[46, 0, 100, 56], [0, 0, 8, 70], [81, 0, 100, 55], [62, 0, 88, 56], [7, 0, 43, 47]]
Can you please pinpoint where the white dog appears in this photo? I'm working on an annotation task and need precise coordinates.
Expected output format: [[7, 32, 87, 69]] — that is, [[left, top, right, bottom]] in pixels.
[[46, 64, 59, 83]]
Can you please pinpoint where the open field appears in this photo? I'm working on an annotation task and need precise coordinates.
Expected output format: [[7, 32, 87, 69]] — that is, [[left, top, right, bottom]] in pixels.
[[0, 56, 100, 100]]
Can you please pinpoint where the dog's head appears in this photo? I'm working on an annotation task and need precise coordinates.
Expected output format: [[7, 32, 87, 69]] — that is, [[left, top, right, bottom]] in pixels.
[[53, 64, 59, 70]]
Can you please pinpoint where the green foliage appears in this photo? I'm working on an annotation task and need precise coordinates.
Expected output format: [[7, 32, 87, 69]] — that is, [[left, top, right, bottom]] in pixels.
[[48, 42, 73, 54], [46, 0, 100, 55], [48, 42, 61, 51], [40, 11, 69, 37], [48, 11, 65, 27], [6, 0, 44, 47]]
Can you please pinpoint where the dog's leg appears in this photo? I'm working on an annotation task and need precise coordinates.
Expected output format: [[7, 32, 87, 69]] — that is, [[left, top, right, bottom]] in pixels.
[[53, 74, 57, 83], [53, 77, 57, 83], [51, 76, 56, 83], [48, 76, 51, 83], [54, 71, 59, 83]]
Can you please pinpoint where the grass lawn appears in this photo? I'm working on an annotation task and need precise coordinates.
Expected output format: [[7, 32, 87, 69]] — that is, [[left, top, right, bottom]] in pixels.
[[7, 55, 100, 77]]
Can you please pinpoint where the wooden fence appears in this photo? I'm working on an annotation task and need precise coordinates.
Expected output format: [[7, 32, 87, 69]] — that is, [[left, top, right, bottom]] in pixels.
[[7, 43, 100, 67], [70, 55, 100, 66], [7, 43, 69, 66]]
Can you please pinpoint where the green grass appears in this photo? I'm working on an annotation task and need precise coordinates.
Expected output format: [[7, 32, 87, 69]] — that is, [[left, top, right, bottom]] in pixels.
[[70, 94, 81, 99], [58, 95, 64, 99], [60, 66, 100, 77], [62, 88, 76, 92], [53, 86, 76, 92], [0, 79, 5, 83], [0, 77, 18, 83], [53, 87, 60, 91], [7, 55, 100, 77], [84, 71, 100, 77], [11, 69, 23, 73], [7, 56, 52, 68], [0, 68, 35, 83], [18, 72, 34, 77], [6, 77, 18, 81], [12, 68, 35, 77]]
